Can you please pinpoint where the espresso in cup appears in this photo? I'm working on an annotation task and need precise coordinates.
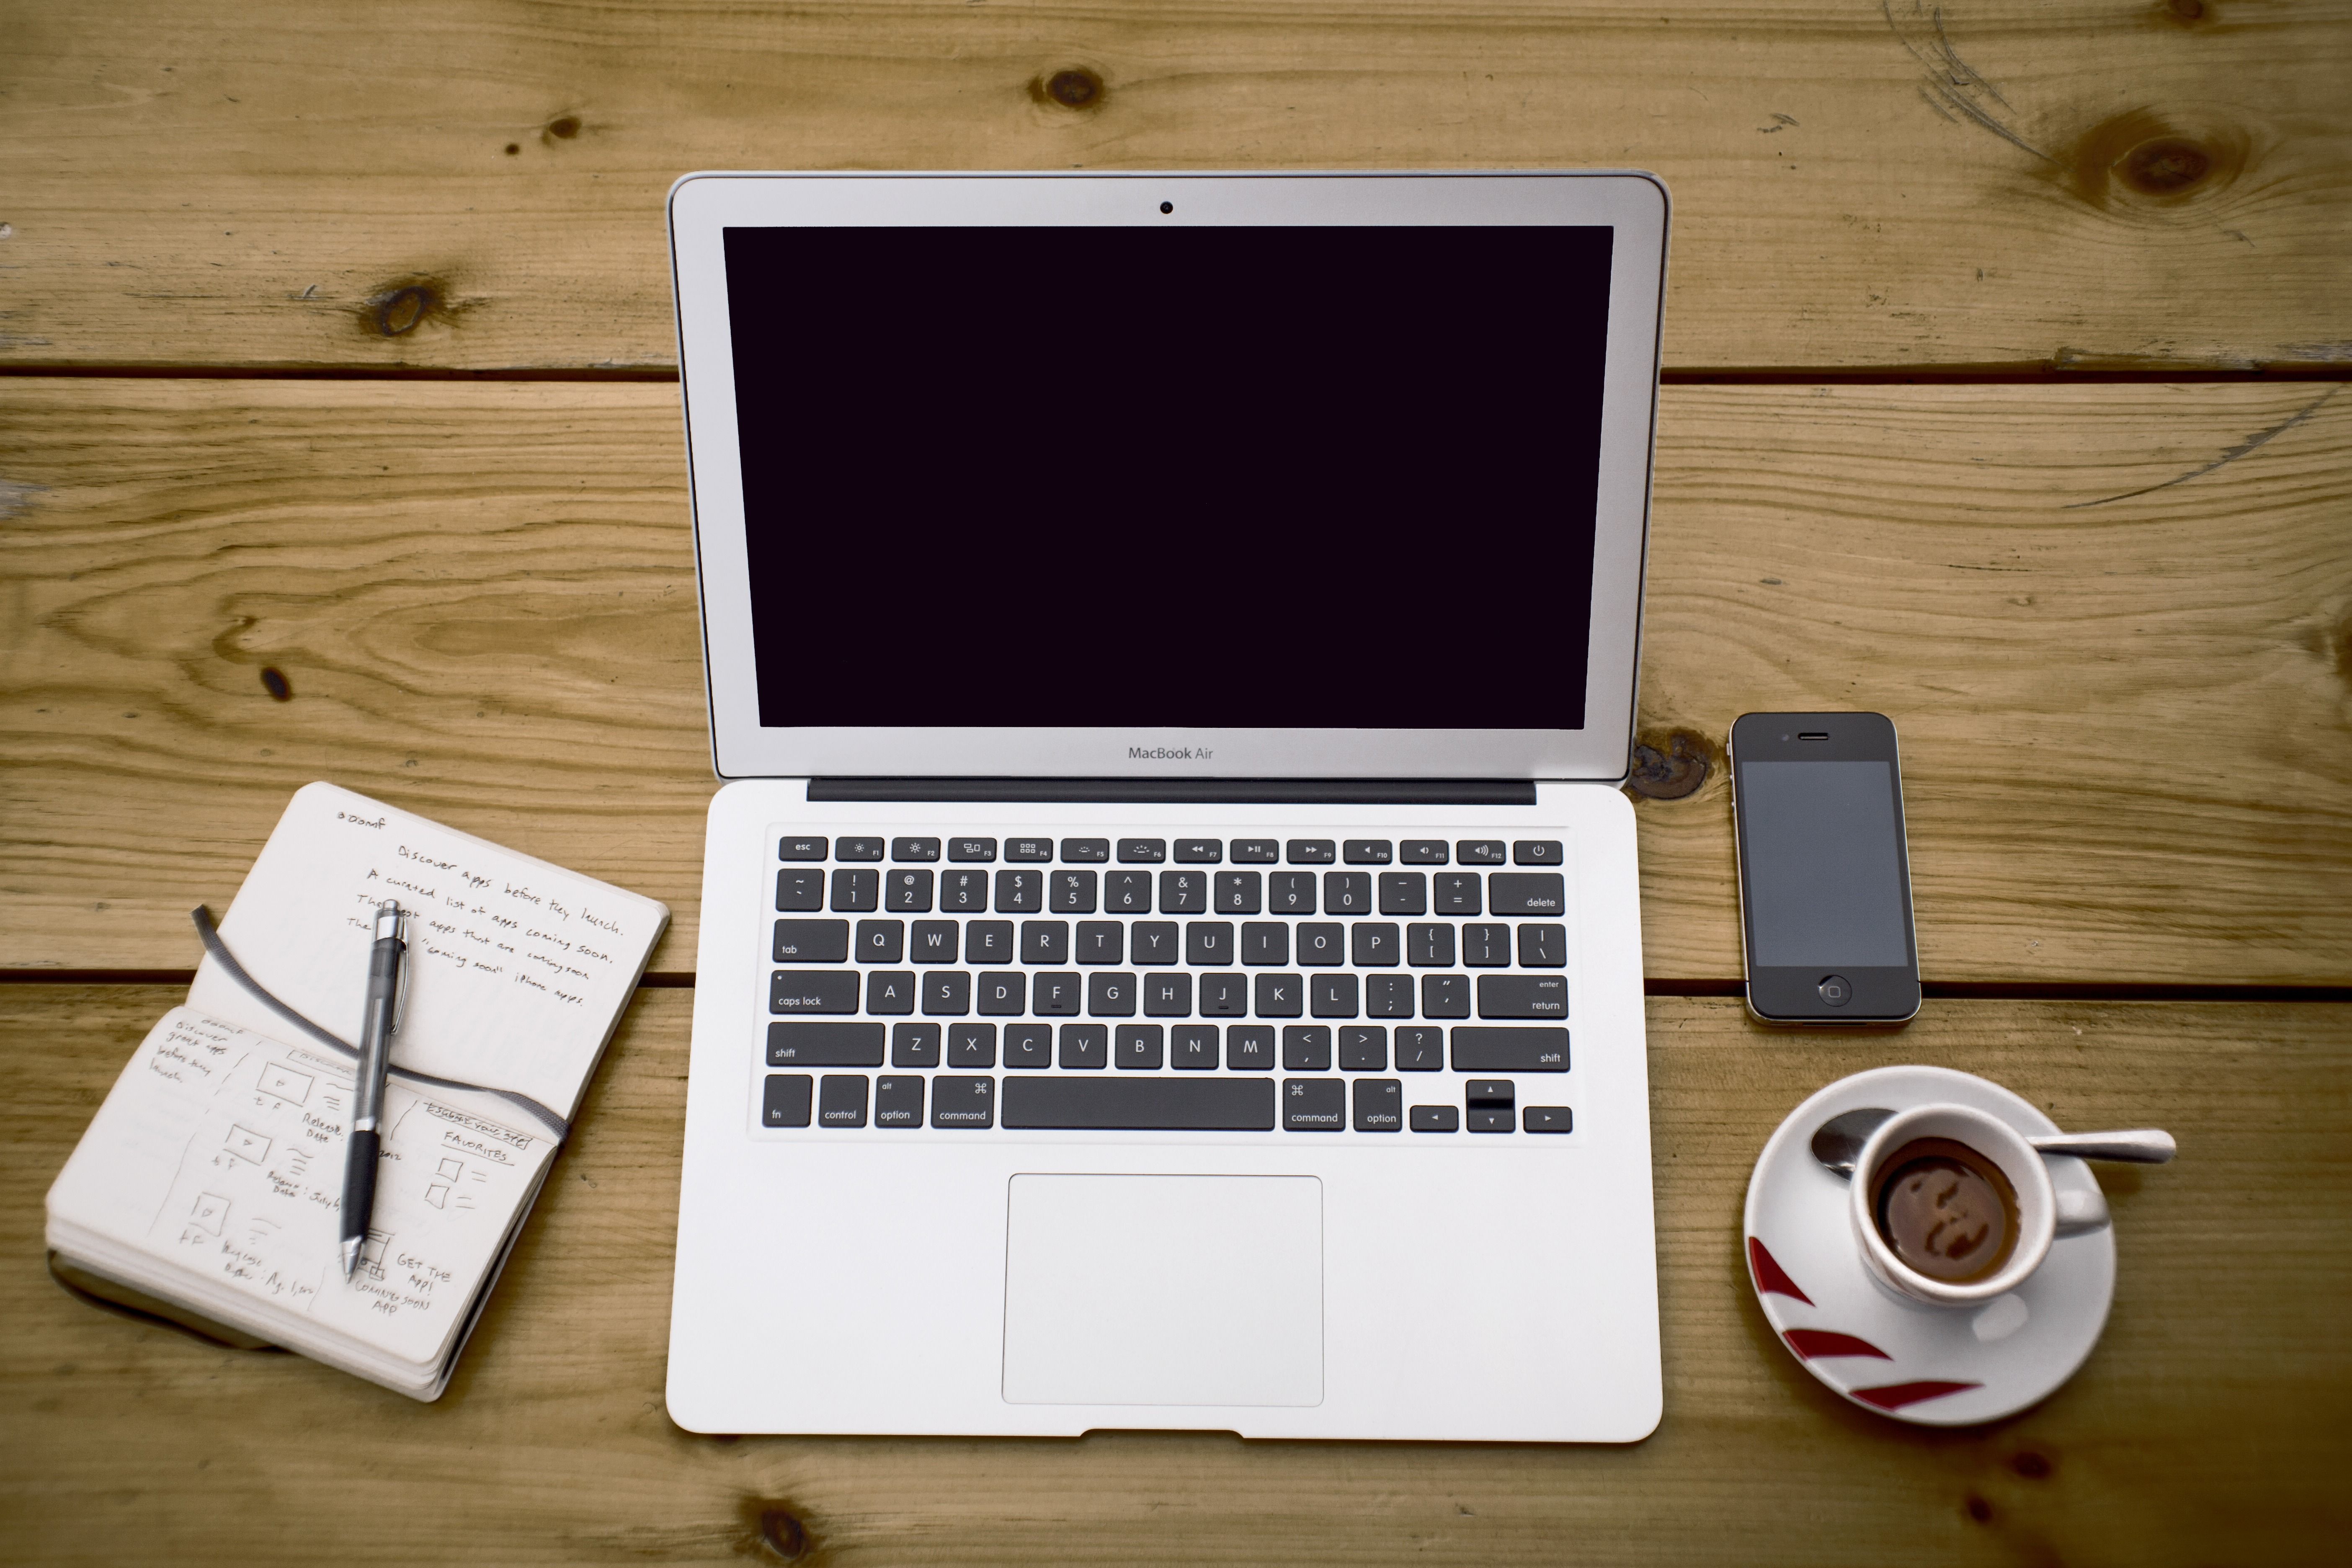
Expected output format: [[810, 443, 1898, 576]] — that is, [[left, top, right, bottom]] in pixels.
[[1871, 1136, 2021, 1284]]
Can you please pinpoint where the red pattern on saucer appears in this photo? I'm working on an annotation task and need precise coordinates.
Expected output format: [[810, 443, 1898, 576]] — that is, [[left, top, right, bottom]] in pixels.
[[1849, 1380, 1984, 1411], [1783, 1329, 1892, 1361], [1746, 1237, 1813, 1304]]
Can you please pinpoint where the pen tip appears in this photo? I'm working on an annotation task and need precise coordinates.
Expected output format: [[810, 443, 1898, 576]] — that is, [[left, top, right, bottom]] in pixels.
[[340, 1238, 361, 1278]]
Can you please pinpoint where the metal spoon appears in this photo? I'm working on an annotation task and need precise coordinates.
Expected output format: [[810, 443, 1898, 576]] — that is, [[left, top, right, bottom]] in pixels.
[[1809, 1107, 2176, 1178]]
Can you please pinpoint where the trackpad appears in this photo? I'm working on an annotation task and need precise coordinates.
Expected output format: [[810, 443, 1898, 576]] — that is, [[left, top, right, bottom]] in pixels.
[[1002, 1174, 1323, 1407]]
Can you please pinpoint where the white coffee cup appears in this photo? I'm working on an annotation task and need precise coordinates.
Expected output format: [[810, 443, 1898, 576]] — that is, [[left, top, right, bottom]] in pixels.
[[1849, 1102, 2104, 1307]]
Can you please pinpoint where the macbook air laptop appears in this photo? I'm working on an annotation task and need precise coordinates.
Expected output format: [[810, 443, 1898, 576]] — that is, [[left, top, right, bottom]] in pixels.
[[664, 171, 1669, 1441]]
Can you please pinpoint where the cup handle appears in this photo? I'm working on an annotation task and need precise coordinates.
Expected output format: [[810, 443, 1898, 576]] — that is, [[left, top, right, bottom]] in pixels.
[[2054, 1184, 2111, 1236]]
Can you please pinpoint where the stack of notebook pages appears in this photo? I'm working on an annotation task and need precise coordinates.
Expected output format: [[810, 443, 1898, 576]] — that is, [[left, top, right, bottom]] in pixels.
[[46, 783, 667, 1400]]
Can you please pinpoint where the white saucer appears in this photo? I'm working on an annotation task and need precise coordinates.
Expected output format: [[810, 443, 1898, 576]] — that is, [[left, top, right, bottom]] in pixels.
[[1743, 1065, 2116, 1426]]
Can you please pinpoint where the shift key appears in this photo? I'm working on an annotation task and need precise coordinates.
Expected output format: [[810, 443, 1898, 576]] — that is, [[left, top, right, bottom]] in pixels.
[[1477, 974, 1568, 1019], [1488, 872, 1567, 915], [1451, 1026, 1570, 1072], [769, 970, 860, 1014]]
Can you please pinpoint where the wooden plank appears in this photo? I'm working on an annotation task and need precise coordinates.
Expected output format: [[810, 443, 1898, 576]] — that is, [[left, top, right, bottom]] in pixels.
[[6, 378, 2348, 982], [2, 985, 2344, 1562], [0, 1, 2345, 371]]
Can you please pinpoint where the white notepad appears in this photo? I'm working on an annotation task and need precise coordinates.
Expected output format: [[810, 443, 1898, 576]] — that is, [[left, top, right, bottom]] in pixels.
[[45, 782, 668, 1399]]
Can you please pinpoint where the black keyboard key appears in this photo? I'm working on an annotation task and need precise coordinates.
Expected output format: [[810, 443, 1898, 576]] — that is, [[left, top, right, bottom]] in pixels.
[[1343, 839, 1393, 864], [967, 921, 1014, 965], [1452, 1026, 1570, 1072], [1059, 1023, 1109, 1069], [1241, 922, 1289, 965], [1032, 972, 1081, 1015], [829, 868, 879, 913], [948, 836, 997, 862], [1076, 921, 1124, 964], [818, 1074, 869, 1127], [1185, 921, 1234, 966], [1003, 1076, 1275, 1131], [865, 970, 916, 1015], [776, 868, 826, 912], [1283, 1078, 1345, 1130], [1351, 922, 1400, 967], [948, 1022, 997, 1068], [1488, 872, 1566, 916], [1467, 1108, 1515, 1133], [1088, 971, 1137, 1016], [1051, 870, 1099, 913], [1341, 1025, 1388, 1072], [1159, 870, 1208, 913], [940, 868, 990, 912], [931, 1075, 995, 1128], [1003, 1023, 1053, 1068], [1226, 1025, 1275, 1070], [1175, 838, 1222, 863], [1524, 1105, 1573, 1133], [923, 971, 972, 1016], [1230, 838, 1279, 863], [1171, 1024, 1220, 1069], [1354, 1077, 1403, 1132], [1459, 839, 1507, 866], [856, 918, 905, 964], [836, 837, 884, 861], [1061, 838, 1109, 862], [891, 1022, 942, 1068], [1118, 837, 1167, 863], [1267, 872, 1317, 914], [995, 869, 1043, 913], [892, 836, 941, 862], [778, 836, 828, 861], [1421, 975, 1471, 1019], [1514, 839, 1564, 867], [1518, 923, 1567, 968], [874, 1075, 924, 1127], [1142, 972, 1192, 1016], [976, 971, 1025, 1015], [1396, 1027, 1445, 1071], [1377, 872, 1427, 917], [1020, 920, 1070, 965], [762, 1073, 812, 1127], [1282, 1025, 1332, 1071], [1431, 873, 1482, 916], [1365, 974, 1414, 1018], [1462, 923, 1512, 966], [1479, 974, 1568, 1019], [1254, 973, 1303, 1017], [1323, 872, 1373, 914], [768, 1021, 885, 1068], [770, 970, 859, 1015], [1466, 1079, 1515, 1108], [910, 919, 959, 964], [1104, 870, 1153, 913], [1407, 923, 1457, 967], [1297, 923, 1344, 966], [1310, 974, 1359, 1019], [1130, 921, 1179, 966], [1115, 1024, 1164, 1069], [885, 868, 934, 912], [1411, 1104, 1459, 1132], [1401, 839, 1449, 865], [773, 920, 849, 963], [1214, 870, 1263, 914], [1287, 839, 1336, 864], [1006, 837, 1053, 863], [1198, 972, 1249, 1016]]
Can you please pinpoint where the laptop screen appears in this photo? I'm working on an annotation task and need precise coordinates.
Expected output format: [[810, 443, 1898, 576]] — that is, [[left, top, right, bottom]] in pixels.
[[722, 225, 1612, 734]]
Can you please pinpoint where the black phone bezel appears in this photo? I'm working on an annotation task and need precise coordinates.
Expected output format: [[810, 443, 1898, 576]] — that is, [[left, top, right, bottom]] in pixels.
[[1728, 711, 1922, 1024]]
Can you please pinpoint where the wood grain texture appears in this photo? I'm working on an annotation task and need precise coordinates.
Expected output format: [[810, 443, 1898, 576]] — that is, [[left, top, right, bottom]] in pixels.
[[0, 0, 2347, 371], [4, 377, 2348, 982], [2, 985, 2346, 1563]]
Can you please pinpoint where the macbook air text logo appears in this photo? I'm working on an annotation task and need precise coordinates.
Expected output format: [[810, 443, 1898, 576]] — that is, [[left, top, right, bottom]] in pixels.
[[1129, 746, 1211, 761]]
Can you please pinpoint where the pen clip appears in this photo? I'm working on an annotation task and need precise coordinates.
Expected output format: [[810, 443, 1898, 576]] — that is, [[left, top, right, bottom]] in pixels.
[[375, 901, 411, 1037]]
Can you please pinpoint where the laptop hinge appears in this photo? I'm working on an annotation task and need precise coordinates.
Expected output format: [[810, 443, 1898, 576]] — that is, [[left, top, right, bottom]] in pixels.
[[805, 777, 1541, 807]]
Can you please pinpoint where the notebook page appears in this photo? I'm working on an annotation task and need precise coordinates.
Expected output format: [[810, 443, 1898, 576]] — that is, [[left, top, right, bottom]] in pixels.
[[46, 1008, 554, 1368], [186, 782, 666, 1120]]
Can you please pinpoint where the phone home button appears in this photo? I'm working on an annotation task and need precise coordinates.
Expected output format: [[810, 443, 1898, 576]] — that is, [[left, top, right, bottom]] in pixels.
[[1818, 975, 1853, 1006]]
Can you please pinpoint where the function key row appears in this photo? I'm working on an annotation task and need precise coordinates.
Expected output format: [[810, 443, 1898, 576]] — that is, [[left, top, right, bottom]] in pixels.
[[779, 836, 1565, 867], [778, 867, 1567, 918]]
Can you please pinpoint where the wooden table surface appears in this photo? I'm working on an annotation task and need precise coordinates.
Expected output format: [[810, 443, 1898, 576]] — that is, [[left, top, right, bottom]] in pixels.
[[3, 2, 2348, 1563]]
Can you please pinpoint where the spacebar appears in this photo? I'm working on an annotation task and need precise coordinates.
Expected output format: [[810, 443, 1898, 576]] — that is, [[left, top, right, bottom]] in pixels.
[[1001, 1077, 1277, 1131]]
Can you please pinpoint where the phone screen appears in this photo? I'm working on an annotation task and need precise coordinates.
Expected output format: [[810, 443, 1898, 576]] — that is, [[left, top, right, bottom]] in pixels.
[[1735, 759, 1912, 968]]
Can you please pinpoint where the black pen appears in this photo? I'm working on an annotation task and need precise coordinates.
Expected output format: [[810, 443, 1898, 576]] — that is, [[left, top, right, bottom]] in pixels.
[[341, 901, 407, 1278]]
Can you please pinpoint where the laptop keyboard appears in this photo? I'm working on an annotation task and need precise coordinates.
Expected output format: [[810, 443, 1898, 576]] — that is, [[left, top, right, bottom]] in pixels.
[[758, 831, 1576, 1137]]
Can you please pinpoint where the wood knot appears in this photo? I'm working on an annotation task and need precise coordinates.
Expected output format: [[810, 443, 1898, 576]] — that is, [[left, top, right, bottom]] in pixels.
[[2010, 1449, 2053, 1479], [2068, 110, 2244, 207], [1037, 68, 1104, 109], [753, 1506, 810, 1561], [1627, 729, 1712, 800], [259, 667, 293, 701], [364, 280, 446, 338], [1964, 1493, 1994, 1523], [2120, 137, 2210, 194], [546, 114, 581, 139], [2162, 0, 2207, 21]]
